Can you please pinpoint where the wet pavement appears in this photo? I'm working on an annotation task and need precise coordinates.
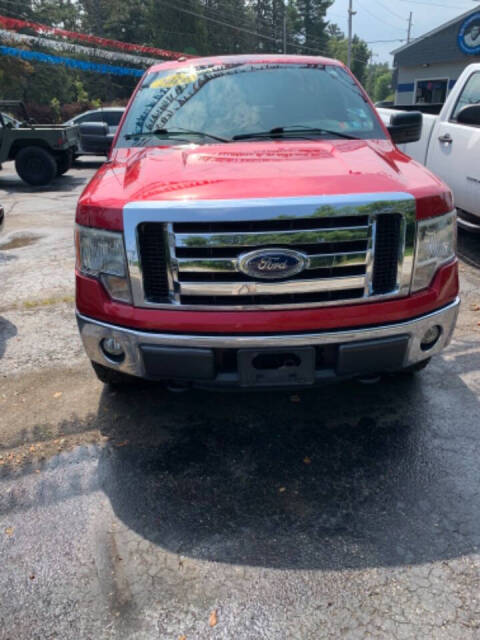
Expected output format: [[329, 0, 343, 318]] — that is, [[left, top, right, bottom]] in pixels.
[[1, 160, 480, 639]]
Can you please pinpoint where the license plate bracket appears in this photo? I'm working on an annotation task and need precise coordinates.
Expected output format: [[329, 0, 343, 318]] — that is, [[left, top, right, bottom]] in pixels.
[[237, 347, 315, 387]]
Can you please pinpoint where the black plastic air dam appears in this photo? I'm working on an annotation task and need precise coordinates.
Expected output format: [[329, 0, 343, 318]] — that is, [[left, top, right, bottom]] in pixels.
[[139, 337, 410, 384], [336, 335, 409, 375], [140, 345, 215, 379]]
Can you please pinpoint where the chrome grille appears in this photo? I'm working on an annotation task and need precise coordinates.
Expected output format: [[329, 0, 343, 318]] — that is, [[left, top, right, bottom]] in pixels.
[[173, 216, 369, 305], [124, 194, 416, 310]]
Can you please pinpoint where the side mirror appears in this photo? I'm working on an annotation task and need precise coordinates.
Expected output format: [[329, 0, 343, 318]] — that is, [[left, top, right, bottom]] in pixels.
[[456, 104, 480, 126], [387, 111, 423, 145], [78, 121, 108, 136], [79, 121, 112, 154]]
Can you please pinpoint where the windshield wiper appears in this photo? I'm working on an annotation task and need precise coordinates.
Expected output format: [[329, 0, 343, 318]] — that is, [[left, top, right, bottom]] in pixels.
[[232, 125, 360, 141], [124, 127, 229, 142]]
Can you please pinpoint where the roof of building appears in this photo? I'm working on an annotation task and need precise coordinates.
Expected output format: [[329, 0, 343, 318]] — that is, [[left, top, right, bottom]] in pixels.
[[391, 7, 480, 65]]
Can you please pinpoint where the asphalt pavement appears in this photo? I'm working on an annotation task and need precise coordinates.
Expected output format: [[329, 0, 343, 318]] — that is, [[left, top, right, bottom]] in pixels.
[[1, 160, 480, 639]]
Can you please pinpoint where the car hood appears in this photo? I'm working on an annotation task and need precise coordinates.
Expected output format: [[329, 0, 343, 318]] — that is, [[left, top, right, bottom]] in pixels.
[[78, 139, 451, 228]]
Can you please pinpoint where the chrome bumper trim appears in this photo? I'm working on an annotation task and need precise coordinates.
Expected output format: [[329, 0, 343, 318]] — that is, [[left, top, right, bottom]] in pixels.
[[77, 298, 459, 379], [174, 225, 370, 248], [179, 274, 365, 297]]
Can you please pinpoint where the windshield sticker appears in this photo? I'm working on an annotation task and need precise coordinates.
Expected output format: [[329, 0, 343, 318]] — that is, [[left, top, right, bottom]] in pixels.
[[150, 68, 198, 88]]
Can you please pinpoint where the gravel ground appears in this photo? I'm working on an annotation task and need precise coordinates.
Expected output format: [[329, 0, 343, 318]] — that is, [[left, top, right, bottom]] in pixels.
[[1, 159, 480, 640]]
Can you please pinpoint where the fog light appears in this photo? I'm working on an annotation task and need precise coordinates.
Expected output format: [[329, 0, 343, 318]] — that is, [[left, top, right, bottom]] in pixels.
[[101, 337, 125, 361], [420, 325, 441, 351]]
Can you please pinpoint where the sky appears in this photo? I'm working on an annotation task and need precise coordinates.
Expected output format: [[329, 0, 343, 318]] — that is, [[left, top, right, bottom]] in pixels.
[[326, 0, 480, 64]]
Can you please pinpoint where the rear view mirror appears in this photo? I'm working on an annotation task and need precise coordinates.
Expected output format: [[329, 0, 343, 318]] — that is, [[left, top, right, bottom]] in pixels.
[[387, 111, 423, 145], [456, 104, 480, 126], [79, 121, 112, 154]]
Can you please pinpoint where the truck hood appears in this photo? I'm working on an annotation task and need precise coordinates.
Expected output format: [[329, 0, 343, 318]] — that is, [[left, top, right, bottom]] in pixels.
[[78, 139, 452, 228]]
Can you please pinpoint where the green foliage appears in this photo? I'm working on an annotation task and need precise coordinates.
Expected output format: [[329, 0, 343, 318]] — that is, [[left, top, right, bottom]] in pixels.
[[0, 0, 374, 108], [374, 72, 393, 102], [296, 0, 333, 52], [73, 80, 89, 104], [327, 33, 371, 85], [0, 53, 33, 99], [50, 96, 61, 122], [364, 63, 393, 102]]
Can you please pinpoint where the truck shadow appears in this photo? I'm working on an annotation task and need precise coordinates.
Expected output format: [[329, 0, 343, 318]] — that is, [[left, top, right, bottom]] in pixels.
[[0, 315, 17, 359], [97, 354, 480, 570], [72, 158, 106, 170], [0, 174, 87, 193]]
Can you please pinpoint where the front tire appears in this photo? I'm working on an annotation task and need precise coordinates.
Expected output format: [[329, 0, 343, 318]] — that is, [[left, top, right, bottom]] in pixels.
[[56, 150, 73, 176], [15, 146, 57, 186]]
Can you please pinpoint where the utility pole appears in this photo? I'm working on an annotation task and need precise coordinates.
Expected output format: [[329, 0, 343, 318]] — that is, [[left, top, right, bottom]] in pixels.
[[407, 11, 413, 43], [283, 4, 287, 54], [347, 0, 356, 69]]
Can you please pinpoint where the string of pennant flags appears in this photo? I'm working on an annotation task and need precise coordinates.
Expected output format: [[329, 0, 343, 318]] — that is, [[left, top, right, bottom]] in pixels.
[[0, 27, 159, 67], [0, 45, 145, 77], [0, 13, 190, 77], [0, 15, 190, 60]]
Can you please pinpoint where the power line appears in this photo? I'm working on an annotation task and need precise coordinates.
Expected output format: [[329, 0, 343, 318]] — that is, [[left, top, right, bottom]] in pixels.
[[167, 0, 334, 54], [369, 0, 408, 22], [157, 0, 333, 55], [356, 0, 406, 31], [366, 38, 406, 43], [398, 0, 473, 8]]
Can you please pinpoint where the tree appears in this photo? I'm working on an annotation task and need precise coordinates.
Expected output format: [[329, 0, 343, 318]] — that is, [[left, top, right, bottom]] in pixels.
[[373, 71, 393, 102], [327, 34, 371, 85], [365, 63, 393, 101], [0, 0, 383, 109], [296, 0, 333, 54], [326, 22, 343, 39]]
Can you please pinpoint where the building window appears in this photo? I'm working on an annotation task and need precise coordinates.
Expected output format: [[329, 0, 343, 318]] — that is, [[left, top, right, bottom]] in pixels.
[[415, 79, 448, 104]]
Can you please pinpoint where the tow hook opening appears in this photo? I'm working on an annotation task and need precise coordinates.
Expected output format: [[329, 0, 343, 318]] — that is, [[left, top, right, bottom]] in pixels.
[[252, 352, 302, 370]]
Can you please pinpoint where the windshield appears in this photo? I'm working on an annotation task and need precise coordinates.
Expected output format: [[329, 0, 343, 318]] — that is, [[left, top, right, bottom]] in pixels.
[[117, 62, 385, 146]]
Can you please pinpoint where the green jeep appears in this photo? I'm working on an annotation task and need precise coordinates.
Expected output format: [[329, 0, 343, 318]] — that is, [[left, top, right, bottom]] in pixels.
[[0, 101, 79, 186]]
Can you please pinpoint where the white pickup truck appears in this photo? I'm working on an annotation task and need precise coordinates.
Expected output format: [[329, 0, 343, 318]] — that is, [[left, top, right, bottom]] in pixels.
[[378, 63, 480, 232]]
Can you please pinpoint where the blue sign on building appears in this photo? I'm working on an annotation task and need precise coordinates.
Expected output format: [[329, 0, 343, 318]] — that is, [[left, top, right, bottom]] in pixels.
[[458, 12, 480, 55]]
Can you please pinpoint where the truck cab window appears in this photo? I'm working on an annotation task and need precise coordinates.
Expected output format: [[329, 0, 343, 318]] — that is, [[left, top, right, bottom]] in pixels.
[[104, 111, 123, 126], [451, 72, 480, 121]]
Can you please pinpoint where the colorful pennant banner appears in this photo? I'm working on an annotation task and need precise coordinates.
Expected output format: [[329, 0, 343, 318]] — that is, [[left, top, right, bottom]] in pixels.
[[0, 28, 158, 67], [0, 45, 144, 77], [0, 15, 190, 60]]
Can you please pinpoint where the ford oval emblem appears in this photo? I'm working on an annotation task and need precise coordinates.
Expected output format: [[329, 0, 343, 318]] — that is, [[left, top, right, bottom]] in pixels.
[[238, 248, 307, 280]]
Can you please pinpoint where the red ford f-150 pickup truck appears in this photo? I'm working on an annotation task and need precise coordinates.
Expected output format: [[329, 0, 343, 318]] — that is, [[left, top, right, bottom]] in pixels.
[[75, 55, 459, 389]]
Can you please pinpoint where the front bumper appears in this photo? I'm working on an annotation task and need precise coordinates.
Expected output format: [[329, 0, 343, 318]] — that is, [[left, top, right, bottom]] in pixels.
[[77, 298, 459, 388], [457, 209, 480, 234]]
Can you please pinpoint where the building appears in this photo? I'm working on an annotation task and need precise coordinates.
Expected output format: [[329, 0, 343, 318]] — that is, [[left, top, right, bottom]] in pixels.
[[392, 7, 480, 105]]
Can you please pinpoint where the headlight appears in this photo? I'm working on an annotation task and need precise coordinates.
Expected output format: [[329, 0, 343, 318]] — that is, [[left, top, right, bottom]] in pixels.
[[411, 211, 456, 292], [75, 225, 131, 303]]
